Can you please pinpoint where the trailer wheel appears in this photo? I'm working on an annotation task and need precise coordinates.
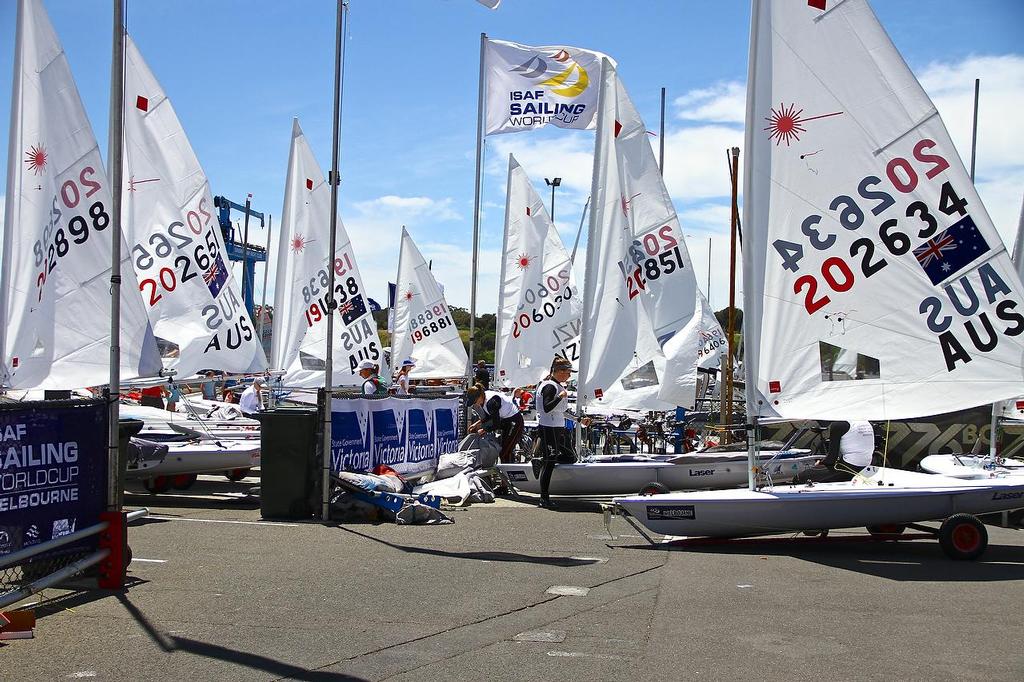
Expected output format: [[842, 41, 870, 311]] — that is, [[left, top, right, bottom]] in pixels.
[[143, 476, 171, 494], [172, 474, 197, 490], [225, 468, 250, 482], [639, 482, 669, 496], [939, 514, 987, 560]]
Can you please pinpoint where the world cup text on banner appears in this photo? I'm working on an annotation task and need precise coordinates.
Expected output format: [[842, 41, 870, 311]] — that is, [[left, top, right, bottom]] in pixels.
[[0, 401, 107, 558], [483, 39, 614, 135]]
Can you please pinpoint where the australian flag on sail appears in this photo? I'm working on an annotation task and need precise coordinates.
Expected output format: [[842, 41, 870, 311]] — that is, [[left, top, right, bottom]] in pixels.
[[912, 215, 990, 286], [340, 294, 368, 325], [203, 253, 230, 298]]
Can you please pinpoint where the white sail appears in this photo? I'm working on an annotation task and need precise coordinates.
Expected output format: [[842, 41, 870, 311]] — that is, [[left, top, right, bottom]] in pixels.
[[494, 154, 582, 388], [658, 291, 726, 407], [578, 61, 700, 405], [271, 119, 383, 387], [996, 195, 1024, 421], [390, 228, 468, 379], [743, 0, 1024, 421], [122, 36, 266, 376], [1, 0, 159, 389]]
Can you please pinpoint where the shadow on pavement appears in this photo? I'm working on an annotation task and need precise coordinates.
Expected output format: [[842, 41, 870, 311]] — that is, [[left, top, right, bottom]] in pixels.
[[116, 594, 366, 681], [615, 534, 1024, 582], [336, 526, 601, 567], [26, 576, 148, 621], [123, 477, 260, 510]]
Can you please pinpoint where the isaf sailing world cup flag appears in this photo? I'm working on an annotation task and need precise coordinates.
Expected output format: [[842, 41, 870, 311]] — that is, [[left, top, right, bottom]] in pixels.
[[484, 39, 614, 135]]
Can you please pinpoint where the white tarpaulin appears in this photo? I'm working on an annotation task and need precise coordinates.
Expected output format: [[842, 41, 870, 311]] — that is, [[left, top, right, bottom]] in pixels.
[[390, 228, 468, 379], [742, 0, 1024, 421], [578, 61, 700, 407], [1, 0, 159, 389], [494, 154, 582, 388], [123, 36, 266, 376], [271, 120, 383, 388], [483, 38, 614, 135]]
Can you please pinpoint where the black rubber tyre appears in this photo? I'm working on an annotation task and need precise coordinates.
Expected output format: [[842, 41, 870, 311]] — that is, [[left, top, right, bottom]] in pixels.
[[938, 514, 987, 560], [225, 468, 250, 482], [143, 476, 171, 494], [639, 482, 669, 496], [171, 473, 197, 490]]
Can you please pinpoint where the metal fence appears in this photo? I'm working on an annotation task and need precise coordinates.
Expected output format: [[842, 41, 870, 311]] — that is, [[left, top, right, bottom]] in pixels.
[[0, 508, 147, 610]]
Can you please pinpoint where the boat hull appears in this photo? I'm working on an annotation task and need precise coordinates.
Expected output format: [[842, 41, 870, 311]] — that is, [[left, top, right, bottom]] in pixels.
[[613, 467, 1024, 537], [919, 454, 1024, 480], [498, 451, 819, 495], [126, 440, 260, 479]]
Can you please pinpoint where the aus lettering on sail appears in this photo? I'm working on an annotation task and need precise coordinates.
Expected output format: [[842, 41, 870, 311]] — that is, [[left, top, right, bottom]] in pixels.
[[770, 135, 1023, 375]]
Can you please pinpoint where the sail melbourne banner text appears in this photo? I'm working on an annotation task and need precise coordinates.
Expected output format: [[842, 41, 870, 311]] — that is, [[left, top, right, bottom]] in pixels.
[[0, 400, 106, 558], [484, 38, 614, 135], [330, 397, 460, 478]]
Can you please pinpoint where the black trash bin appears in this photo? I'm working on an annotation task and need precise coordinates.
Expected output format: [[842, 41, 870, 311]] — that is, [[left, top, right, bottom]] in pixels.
[[259, 408, 319, 519]]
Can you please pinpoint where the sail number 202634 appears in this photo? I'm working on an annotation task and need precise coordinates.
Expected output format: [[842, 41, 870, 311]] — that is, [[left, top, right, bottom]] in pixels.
[[772, 139, 968, 316]]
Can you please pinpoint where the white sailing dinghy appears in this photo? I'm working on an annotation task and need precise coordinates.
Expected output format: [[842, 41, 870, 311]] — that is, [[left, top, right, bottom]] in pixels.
[[492, 154, 582, 387], [502, 61, 817, 495], [390, 228, 469, 379], [271, 119, 384, 388], [614, 0, 1024, 552], [122, 36, 267, 377], [2, 0, 160, 390]]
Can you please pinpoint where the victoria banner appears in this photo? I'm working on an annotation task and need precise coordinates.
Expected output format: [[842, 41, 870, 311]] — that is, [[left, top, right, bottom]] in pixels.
[[0, 400, 107, 558], [330, 397, 460, 478]]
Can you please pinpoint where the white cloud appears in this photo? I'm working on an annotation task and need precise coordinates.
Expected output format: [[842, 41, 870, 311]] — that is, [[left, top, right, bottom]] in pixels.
[[674, 81, 746, 124], [661, 125, 744, 202], [352, 195, 460, 222]]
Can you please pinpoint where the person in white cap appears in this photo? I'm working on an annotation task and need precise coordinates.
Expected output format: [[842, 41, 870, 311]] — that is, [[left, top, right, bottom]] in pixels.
[[358, 360, 386, 396], [239, 377, 264, 417], [395, 358, 416, 396]]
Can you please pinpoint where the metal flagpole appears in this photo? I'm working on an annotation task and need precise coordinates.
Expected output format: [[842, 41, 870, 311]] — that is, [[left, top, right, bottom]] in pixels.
[[970, 78, 980, 183], [568, 196, 590, 265], [723, 147, 739, 446], [107, 0, 126, 511], [322, 0, 348, 520], [468, 32, 486, 393], [258, 214, 272, 348], [659, 87, 666, 174], [576, 58, 612, 453]]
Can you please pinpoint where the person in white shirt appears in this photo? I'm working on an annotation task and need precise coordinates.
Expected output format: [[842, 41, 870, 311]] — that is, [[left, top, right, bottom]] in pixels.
[[357, 360, 386, 396], [239, 378, 264, 417], [467, 383, 523, 464], [794, 420, 875, 484], [395, 358, 415, 396]]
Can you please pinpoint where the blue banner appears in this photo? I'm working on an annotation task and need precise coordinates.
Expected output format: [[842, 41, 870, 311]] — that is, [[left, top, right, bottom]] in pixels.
[[330, 397, 460, 478], [0, 400, 107, 557]]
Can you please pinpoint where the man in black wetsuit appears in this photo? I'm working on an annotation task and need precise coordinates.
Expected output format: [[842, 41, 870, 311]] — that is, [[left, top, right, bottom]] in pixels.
[[793, 420, 875, 484]]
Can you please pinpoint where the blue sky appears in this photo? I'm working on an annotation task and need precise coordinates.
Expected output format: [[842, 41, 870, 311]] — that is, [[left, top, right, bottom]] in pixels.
[[2, 0, 1022, 312]]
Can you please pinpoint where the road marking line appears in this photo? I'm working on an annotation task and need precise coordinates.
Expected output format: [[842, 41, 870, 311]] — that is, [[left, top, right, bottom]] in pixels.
[[146, 515, 299, 527], [547, 651, 633, 661], [130, 558, 167, 563]]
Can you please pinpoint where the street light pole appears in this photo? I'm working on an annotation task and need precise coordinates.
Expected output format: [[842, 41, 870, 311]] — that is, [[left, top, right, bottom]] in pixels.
[[545, 177, 561, 224]]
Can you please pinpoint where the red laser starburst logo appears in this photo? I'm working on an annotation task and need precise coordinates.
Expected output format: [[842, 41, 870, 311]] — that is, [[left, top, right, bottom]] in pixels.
[[764, 103, 843, 146], [403, 289, 415, 301], [620, 192, 641, 218], [515, 253, 532, 270], [24, 144, 47, 175], [290, 233, 312, 253]]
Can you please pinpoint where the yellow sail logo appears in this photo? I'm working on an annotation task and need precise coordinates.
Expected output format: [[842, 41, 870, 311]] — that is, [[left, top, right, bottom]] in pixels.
[[511, 49, 589, 98]]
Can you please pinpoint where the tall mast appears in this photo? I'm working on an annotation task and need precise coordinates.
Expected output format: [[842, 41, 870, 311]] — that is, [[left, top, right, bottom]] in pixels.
[[467, 33, 487, 391], [107, 0, 126, 510], [322, 0, 348, 520]]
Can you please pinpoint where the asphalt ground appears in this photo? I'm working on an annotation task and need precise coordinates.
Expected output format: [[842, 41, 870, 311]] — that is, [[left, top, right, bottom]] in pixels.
[[2, 473, 1023, 681]]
